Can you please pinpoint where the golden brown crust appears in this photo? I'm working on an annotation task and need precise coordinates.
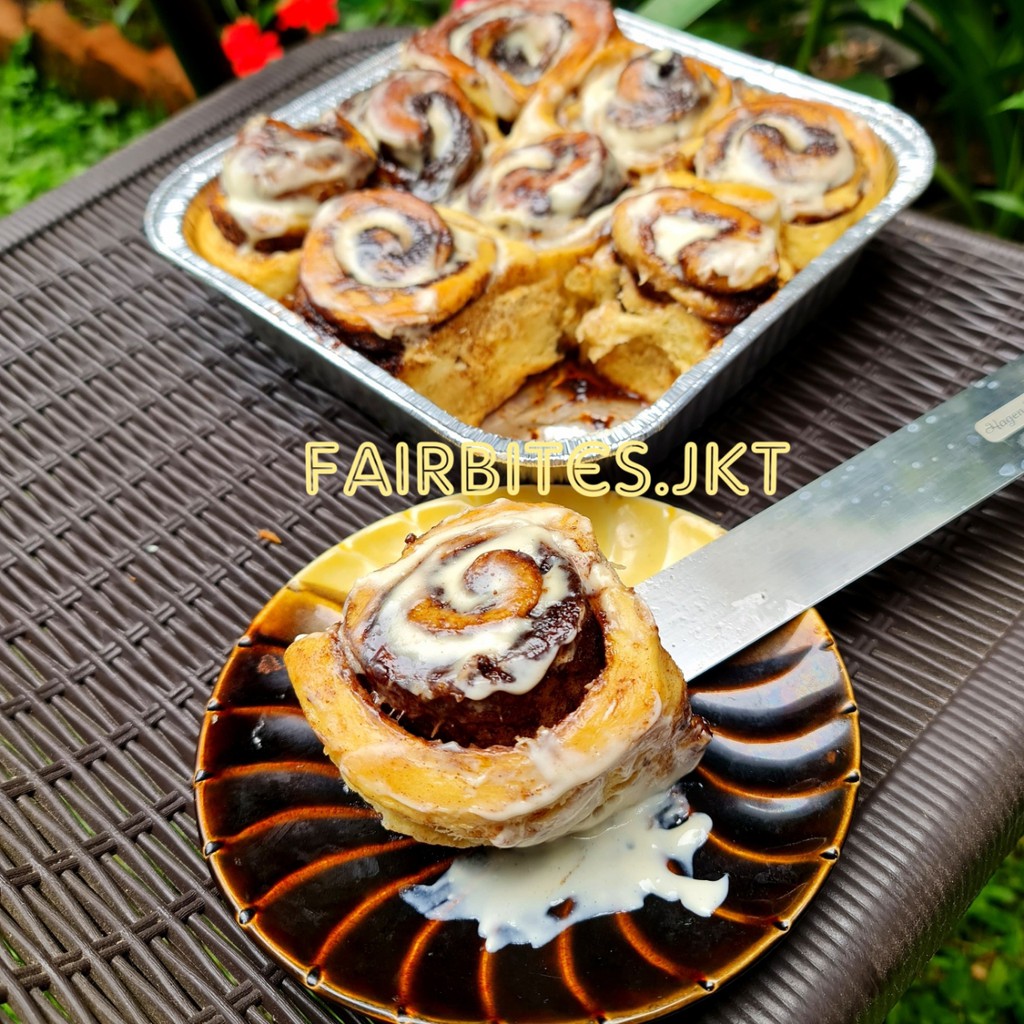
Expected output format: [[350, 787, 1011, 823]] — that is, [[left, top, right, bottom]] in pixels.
[[188, 186, 302, 300]]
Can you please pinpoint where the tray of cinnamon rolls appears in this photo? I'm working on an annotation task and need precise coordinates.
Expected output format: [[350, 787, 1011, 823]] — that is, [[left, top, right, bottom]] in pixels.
[[145, 0, 934, 464]]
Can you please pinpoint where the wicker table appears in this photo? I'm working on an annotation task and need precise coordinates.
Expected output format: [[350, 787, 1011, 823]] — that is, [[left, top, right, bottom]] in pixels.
[[1, 29, 1023, 1024]]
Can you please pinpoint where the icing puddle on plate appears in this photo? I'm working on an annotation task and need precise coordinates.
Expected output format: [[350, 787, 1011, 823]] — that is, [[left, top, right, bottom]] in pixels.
[[403, 785, 729, 952]]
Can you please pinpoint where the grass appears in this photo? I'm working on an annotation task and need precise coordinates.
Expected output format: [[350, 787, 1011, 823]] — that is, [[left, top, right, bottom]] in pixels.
[[0, 36, 164, 218], [886, 837, 1024, 1024], [1, 21, 1024, 1024]]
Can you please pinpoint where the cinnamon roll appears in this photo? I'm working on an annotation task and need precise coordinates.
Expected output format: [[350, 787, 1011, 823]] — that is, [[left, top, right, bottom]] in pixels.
[[402, 0, 620, 124], [567, 187, 781, 401], [693, 97, 889, 269], [284, 500, 711, 848], [338, 70, 487, 202], [517, 41, 733, 176], [465, 132, 624, 239], [191, 114, 375, 299], [296, 189, 565, 425]]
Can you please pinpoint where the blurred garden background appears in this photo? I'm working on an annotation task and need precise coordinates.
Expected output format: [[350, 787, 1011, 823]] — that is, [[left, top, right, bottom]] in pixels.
[[0, 0, 1022, 1020]]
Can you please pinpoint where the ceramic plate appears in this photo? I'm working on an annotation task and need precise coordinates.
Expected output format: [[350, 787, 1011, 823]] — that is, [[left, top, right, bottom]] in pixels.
[[195, 488, 859, 1023]]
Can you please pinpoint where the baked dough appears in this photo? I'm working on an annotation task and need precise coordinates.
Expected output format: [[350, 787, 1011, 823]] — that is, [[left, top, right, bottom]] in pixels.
[[294, 190, 565, 425], [284, 500, 711, 848], [567, 187, 781, 400]]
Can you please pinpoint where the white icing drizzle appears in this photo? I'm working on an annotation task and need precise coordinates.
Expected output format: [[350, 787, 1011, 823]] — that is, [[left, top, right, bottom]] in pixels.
[[465, 135, 623, 237], [698, 230, 779, 289], [447, 6, 570, 116], [349, 512, 586, 701], [342, 70, 478, 198], [581, 49, 711, 167], [651, 213, 723, 263], [695, 112, 857, 221], [402, 787, 729, 950], [331, 208, 445, 288], [625, 191, 778, 290], [220, 115, 367, 244], [313, 200, 480, 301]]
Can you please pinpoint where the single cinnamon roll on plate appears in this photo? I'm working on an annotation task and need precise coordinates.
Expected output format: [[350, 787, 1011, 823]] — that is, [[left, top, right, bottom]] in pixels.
[[284, 499, 711, 848], [567, 187, 781, 401], [402, 0, 620, 125], [295, 189, 566, 425], [693, 96, 890, 269], [338, 69, 487, 202], [189, 114, 375, 299]]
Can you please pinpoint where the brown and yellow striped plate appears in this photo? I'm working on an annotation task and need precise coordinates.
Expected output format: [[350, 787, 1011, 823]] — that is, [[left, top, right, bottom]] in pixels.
[[195, 488, 859, 1023]]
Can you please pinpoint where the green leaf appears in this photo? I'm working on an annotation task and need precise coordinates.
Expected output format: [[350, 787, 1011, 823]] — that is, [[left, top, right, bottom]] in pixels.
[[994, 91, 1024, 113], [856, 0, 910, 29], [975, 190, 1024, 218], [835, 72, 893, 103], [685, 16, 754, 51], [987, 956, 1010, 994], [633, 0, 724, 31], [113, 0, 141, 30]]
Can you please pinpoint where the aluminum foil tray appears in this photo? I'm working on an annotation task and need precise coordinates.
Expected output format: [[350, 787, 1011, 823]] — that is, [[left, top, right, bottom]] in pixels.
[[145, 11, 935, 468]]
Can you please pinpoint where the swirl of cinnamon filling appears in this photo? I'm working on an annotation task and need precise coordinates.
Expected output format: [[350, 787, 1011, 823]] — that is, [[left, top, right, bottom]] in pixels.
[[612, 188, 779, 324], [465, 132, 625, 238], [403, 0, 618, 122], [579, 48, 733, 171], [210, 115, 375, 251], [339, 70, 486, 202], [340, 506, 606, 747], [297, 189, 495, 346], [693, 98, 869, 223]]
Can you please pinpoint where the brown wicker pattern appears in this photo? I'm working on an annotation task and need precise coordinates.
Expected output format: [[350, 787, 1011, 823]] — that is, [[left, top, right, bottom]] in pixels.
[[0, 28, 1023, 1024]]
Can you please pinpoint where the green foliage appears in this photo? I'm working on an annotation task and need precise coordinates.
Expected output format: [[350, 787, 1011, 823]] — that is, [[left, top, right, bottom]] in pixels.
[[885, 837, 1024, 1024], [834, 70, 892, 102], [0, 36, 163, 218], [340, 0, 448, 29], [66, 0, 166, 48], [632, 0, 722, 31], [855, 0, 909, 30], [876, 0, 1024, 240]]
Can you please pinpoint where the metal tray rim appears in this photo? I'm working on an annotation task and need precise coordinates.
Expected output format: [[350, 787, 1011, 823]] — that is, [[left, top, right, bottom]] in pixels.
[[144, 13, 936, 466]]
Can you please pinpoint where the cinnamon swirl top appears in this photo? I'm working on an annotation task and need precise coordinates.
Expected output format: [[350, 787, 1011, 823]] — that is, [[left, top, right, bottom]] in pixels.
[[337, 502, 612, 746], [464, 132, 625, 238], [579, 48, 732, 171], [340, 70, 486, 202], [612, 187, 779, 323], [403, 0, 619, 121], [211, 115, 375, 250], [298, 189, 495, 342], [693, 98, 868, 223]]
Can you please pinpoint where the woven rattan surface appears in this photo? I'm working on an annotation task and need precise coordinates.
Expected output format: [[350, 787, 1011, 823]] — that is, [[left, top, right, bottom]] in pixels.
[[1, 29, 1023, 1024]]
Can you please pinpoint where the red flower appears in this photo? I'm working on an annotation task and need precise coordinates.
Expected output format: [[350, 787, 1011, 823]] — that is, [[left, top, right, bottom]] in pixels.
[[276, 0, 340, 34], [222, 17, 283, 77]]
